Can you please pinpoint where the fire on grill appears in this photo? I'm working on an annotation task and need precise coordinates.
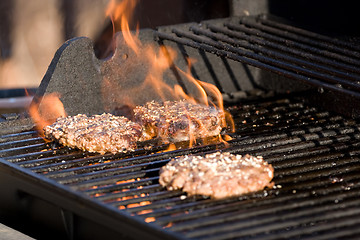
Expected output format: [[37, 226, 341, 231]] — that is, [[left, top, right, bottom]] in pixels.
[[1, 0, 360, 240], [28, 0, 271, 204], [29, 0, 233, 152]]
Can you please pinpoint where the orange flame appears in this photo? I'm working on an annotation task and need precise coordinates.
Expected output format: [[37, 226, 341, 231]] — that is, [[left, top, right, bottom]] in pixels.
[[104, 0, 233, 148], [104, 0, 226, 106], [164, 222, 173, 228], [30, 1, 234, 149], [28, 93, 67, 135], [106, 0, 140, 54], [145, 217, 156, 223], [164, 143, 176, 152]]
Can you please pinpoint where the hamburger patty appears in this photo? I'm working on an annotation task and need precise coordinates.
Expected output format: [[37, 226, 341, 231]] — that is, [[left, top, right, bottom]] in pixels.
[[159, 152, 274, 199], [43, 113, 142, 154], [133, 100, 225, 143]]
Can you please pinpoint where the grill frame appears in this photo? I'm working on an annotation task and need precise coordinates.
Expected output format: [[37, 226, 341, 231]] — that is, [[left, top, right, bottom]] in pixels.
[[1, 3, 360, 238], [0, 153, 183, 240], [2, 94, 360, 239]]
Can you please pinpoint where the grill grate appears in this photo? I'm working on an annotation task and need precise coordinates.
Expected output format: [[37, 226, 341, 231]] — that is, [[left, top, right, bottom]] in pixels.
[[1, 95, 360, 239], [156, 15, 360, 99]]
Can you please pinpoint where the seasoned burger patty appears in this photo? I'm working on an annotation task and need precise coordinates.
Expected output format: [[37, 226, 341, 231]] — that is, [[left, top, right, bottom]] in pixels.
[[133, 100, 225, 142], [159, 152, 274, 199], [43, 113, 142, 154]]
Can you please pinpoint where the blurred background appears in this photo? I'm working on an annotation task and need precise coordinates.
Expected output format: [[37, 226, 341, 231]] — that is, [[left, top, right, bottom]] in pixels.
[[0, 0, 229, 90]]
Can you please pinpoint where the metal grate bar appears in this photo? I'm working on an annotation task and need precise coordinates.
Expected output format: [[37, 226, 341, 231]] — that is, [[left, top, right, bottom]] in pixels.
[[0, 137, 44, 151], [190, 25, 360, 86], [156, 30, 360, 98], [0, 130, 38, 143], [240, 17, 360, 60], [32, 125, 360, 192], [206, 24, 360, 80], [123, 170, 357, 217], [166, 179, 360, 232], [156, 16, 360, 99], [173, 27, 358, 87], [2, 96, 360, 239], [184, 194, 360, 239], [202, 210, 360, 240], [225, 22, 360, 73], [138, 161, 360, 225], [257, 15, 360, 54]]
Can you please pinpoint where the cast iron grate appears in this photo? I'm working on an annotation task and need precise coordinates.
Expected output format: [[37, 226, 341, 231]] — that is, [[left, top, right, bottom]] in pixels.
[[1, 95, 360, 239], [156, 15, 360, 98]]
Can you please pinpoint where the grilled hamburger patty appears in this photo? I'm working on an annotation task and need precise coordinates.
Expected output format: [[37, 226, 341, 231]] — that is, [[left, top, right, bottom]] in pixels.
[[133, 100, 225, 142], [159, 152, 274, 199], [43, 113, 142, 154]]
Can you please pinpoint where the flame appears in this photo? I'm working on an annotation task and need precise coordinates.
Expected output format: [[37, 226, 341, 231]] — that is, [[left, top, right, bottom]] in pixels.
[[28, 93, 67, 135], [104, 0, 227, 107], [145, 217, 156, 223], [164, 143, 176, 152], [181, 58, 236, 134], [164, 222, 173, 228], [30, 0, 234, 148], [137, 209, 153, 215], [143, 46, 178, 102], [106, 0, 140, 54], [116, 178, 136, 185], [103, 0, 233, 147], [127, 200, 151, 208]]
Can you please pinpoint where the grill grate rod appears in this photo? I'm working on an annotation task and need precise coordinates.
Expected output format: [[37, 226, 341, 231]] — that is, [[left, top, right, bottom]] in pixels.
[[156, 30, 360, 99], [0, 130, 38, 143], [240, 17, 360, 61], [123, 150, 360, 215], [136, 157, 360, 224], [2, 97, 360, 239], [224, 22, 360, 73], [136, 165, 360, 220], [179, 189, 360, 239], [200, 208, 360, 240], [174, 27, 360, 92], [207, 24, 360, 79], [84, 140, 360, 214], [79, 134, 360, 221], [33, 124, 356, 179], [225, 21, 360, 73], [6, 100, 360, 188], [35, 124, 360, 190], [256, 15, 360, 56], [91, 183, 163, 201], [158, 170, 360, 233], [188, 25, 360, 92], [0, 137, 44, 151]]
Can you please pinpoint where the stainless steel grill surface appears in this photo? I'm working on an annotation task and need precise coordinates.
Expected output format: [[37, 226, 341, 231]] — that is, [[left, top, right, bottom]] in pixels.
[[1, 95, 360, 239]]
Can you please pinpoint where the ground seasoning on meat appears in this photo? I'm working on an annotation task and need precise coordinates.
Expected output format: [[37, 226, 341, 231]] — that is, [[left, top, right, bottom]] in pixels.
[[159, 151, 274, 199], [133, 99, 225, 143], [43, 113, 142, 154]]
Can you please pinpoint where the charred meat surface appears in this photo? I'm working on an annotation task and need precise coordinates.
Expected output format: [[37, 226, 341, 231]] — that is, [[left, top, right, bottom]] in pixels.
[[133, 100, 225, 143], [44, 113, 142, 154], [159, 152, 274, 199]]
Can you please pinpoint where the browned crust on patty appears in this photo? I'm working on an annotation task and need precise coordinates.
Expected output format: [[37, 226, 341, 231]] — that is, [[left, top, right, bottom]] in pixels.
[[133, 100, 225, 143], [43, 113, 142, 154], [159, 152, 274, 199]]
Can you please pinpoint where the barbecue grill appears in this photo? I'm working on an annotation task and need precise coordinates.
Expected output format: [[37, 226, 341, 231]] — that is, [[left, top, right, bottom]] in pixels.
[[1, 0, 360, 239]]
